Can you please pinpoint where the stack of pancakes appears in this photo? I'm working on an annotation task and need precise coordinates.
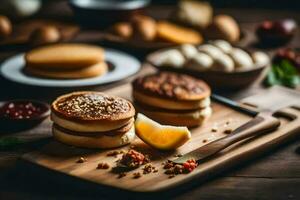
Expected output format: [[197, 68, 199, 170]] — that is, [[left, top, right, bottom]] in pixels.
[[25, 43, 107, 79], [51, 91, 135, 149], [132, 72, 212, 127]]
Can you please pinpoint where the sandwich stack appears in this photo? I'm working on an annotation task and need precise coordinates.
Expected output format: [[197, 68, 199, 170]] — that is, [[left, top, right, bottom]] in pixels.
[[25, 43, 107, 79], [132, 72, 212, 127], [51, 91, 135, 148]]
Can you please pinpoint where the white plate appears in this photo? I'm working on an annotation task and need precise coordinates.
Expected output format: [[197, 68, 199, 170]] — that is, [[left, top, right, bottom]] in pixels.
[[0, 49, 141, 87]]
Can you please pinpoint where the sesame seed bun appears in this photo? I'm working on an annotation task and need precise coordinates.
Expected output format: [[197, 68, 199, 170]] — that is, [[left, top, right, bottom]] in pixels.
[[132, 72, 211, 101], [51, 91, 135, 132]]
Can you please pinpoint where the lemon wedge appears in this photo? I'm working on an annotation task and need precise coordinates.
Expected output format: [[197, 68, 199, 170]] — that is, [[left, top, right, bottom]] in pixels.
[[135, 113, 191, 150]]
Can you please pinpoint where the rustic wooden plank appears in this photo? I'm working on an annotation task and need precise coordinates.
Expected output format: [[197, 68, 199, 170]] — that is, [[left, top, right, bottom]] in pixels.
[[21, 84, 300, 192]]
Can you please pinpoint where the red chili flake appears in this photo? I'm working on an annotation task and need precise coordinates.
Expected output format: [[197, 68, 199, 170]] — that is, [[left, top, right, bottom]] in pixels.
[[182, 159, 198, 173], [163, 159, 198, 176], [119, 149, 150, 168]]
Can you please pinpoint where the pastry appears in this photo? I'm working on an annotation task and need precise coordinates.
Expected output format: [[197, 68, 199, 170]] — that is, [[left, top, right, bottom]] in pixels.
[[132, 72, 212, 127], [25, 43, 105, 69], [51, 91, 135, 148], [25, 61, 107, 79], [157, 21, 203, 44]]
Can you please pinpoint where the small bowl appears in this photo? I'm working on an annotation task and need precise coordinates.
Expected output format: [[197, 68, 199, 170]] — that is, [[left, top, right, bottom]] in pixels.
[[146, 47, 269, 90], [0, 100, 50, 132], [69, 0, 150, 28]]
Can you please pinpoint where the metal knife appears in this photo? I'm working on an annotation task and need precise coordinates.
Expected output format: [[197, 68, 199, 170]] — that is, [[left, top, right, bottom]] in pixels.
[[171, 93, 281, 164]]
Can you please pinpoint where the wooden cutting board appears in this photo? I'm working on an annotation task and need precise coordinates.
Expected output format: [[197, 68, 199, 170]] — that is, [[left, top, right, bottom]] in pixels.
[[22, 84, 300, 193]]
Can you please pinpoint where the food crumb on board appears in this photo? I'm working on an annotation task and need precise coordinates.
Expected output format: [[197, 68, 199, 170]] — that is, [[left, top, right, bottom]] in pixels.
[[76, 157, 86, 163]]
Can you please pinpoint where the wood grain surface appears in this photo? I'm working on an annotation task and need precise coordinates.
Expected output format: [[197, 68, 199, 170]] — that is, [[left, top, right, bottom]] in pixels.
[[21, 84, 300, 193]]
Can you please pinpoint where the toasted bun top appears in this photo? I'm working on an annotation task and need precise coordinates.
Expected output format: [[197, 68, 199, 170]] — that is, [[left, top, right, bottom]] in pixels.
[[51, 91, 135, 121], [25, 43, 104, 69], [132, 72, 211, 101]]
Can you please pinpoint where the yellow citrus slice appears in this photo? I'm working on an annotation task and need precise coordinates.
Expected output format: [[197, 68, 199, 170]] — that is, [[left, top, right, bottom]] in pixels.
[[135, 113, 191, 150]]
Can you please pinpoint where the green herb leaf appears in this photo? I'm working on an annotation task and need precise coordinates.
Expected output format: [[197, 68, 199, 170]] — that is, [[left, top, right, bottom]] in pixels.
[[265, 60, 300, 88]]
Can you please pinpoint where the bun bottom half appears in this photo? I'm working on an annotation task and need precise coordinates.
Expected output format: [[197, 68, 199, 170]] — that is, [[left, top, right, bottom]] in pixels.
[[136, 104, 212, 127], [53, 126, 135, 149], [25, 62, 107, 79]]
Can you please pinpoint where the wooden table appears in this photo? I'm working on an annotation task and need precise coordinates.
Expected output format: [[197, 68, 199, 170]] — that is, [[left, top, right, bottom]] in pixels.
[[0, 3, 299, 200]]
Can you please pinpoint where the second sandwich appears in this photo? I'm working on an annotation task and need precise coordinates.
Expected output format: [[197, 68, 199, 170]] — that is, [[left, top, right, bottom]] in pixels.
[[132, 72, 212, 127]]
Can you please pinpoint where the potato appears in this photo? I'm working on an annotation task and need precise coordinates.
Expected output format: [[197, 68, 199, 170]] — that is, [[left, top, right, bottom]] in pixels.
[[155, 49, 185, 68], [29, 25, 60, 46], [110, 22, 132, 38], [131, 15, 157, 41], [210, 40, 232, 53], [0, 15, 12, 38], [198, 44, 223, 58], [185, 52, 213, 71], [229, 48, 253, 70], [180, 44, 198, 59], [173, 0, 213, 29], [211, 53, 234, 72], [252, 51, 270, 67], [205, 15, 240, 43]]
